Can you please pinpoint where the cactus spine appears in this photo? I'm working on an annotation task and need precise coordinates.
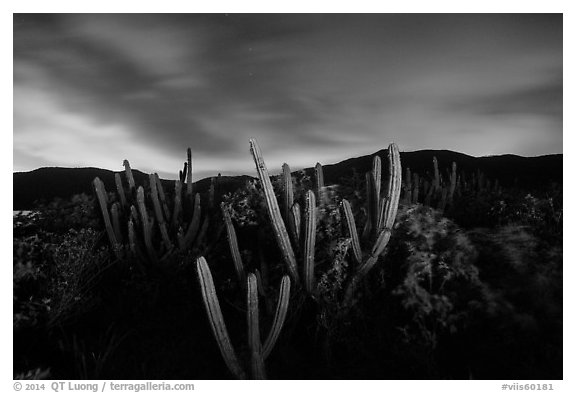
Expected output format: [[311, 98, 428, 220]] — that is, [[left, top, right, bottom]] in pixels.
[[249, 139, 299, 283], [196, 257, 246, 379], [303, 190, 317, 294]]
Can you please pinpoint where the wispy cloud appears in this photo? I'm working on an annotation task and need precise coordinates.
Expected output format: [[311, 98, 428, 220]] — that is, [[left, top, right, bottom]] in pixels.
[[13, 14, 562, 179]]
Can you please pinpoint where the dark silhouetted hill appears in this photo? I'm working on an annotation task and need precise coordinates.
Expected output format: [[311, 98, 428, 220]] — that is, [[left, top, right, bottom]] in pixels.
[[13, 150, 562, 210]]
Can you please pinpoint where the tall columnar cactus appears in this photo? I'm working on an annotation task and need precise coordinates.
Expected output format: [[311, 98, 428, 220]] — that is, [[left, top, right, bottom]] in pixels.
[[114, 173, 128, 208], [136, 186, 157, 262], [196, 257, 246, 379], [343, 143, 401, 306], [247, 273, 265, 379], [123, 159, 136, 192], [448, 162, 457, 206], [149, 174, 172, 251], [372, 156, 381, 216], [342, 199, 362, 264], [290, 203, 301, 242], [432, 156, 440, 191], [303, 190, 317, 294], [282, 163, 298, 244], [315, 162, 325, 202], [404, 167, 412, 204], [249, 139, 299, 283], [196, 257, 291, 379], [186, 147, 193, 198], [362, 171, 374, 239], [154, 173, 170, 220], [93, 178, 120, 256], [177, 193, 202, 250], [222, 204, 245, 283]]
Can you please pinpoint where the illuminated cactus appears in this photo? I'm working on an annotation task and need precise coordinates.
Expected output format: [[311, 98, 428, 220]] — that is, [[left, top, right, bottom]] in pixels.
[[186, 147, 193, 198], [342, 199, 362, 264], [247, 273, 265, 379], [362, 171, 374, 239], [136, 186, 157, 262], [282, 163, 298, 243], [196, 257, 246, 379], [196, 257, 291, 379], [315, 162, 325, 203], [114, 173, 127, 208], [303, 190, 317, 294], [149, 174, 172, 251], [290, 203, 301, 242], [123, 159, 136, 193], [154, 173, 170, 220], [249, 139, 299, 283], [344, 143, 401, 306], [372, 155, 381, 216], [222, 203, 245, 282], [93, 177, 120, 256]]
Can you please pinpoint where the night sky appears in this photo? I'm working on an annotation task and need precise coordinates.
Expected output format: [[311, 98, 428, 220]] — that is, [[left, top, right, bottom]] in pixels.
[[13, 14, 562, 180]]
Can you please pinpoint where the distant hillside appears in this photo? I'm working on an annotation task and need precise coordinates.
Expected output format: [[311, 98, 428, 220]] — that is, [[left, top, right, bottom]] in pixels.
[[13, 150, 562, 210]]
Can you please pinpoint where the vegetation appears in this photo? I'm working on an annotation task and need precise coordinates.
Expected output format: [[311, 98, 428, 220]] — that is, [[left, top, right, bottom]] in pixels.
[[13, 141, 562, 380]]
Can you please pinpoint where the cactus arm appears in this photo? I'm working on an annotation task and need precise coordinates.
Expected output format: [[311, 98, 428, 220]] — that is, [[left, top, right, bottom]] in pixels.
[[315, 162, 325, 202], [262, 275, 291, 359], [93, 178, 120, 256], [196, 257, 246, 379], [372, 156, 381, 218], [377, 143, 402, 232], [362, 171, 374, 239], [247, 273, 266, 379], [172, 180, 182, 230], [186, 148, 193, 198], [179, 193, 202, 250], [249, 139, 299, 283], [123, 160, 136, 192], [150, 174, 172, 251], [136, 186, 157, 262], [222, 204, 245, 282], [154, 173, 171, 221], [290, 203, 301, 242], [114, 173, 128, 208], [448, 162, 457, 205], [110, 202, 123, 244], [303, 190, 317, 294], [342, 199, 362, 264]]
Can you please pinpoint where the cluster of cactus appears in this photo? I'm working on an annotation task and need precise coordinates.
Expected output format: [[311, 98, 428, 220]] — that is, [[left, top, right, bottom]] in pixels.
[[196, 257, 291, 379], [401, 157, 501, 212], [92, 148, 213, 262]]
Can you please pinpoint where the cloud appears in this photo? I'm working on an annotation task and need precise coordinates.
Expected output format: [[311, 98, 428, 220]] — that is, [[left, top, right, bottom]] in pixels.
[[13, 14, 563, 178]]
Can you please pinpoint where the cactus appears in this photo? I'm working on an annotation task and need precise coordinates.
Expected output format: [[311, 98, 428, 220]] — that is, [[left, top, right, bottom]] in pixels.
[[362, 171, 374, 239], [291, 202, 301, 242], [114, 173, 128, 208], [196, 257, 246, 379], [178, 193, 201, 250], [247, 273, 266, 379], [154, 173, 170, 221], [149, 174, 172, 251], [123, 159, 136, 192], [186, 147, 193, 198], [222, 204, 245, 282], [249, 139, 299, 283], [136, 186, 157, 262], [342, 199, 362, 264], [344, 143, 401, 306], [404, 167, 412, 204], [432, 156, 440, 191], [262, 275, 291, 359], [172, 180, 182, 230], [303, 190, 317, 294], [372, 156, 381, 216], [93, 178, 120, 256], [315, 162, 325, 202], [282, 163, 298, 243], [110, 202, 123, 244]]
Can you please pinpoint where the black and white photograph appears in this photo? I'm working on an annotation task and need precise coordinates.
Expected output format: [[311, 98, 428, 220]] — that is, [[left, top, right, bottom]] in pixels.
[[12, 10, 565, 383]]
